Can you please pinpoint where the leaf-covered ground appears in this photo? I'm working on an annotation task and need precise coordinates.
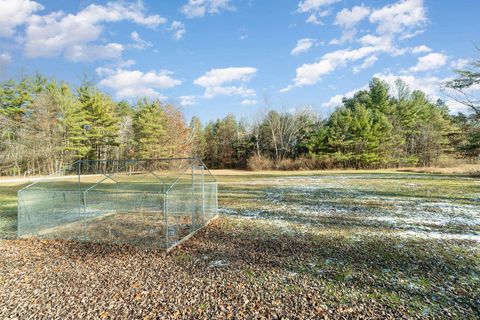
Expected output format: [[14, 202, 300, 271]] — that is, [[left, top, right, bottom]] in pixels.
[[0, 171, 479, 319]]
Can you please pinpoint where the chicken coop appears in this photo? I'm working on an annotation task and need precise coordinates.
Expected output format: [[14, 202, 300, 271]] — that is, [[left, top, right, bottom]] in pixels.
[[17, 158, 218, 251]]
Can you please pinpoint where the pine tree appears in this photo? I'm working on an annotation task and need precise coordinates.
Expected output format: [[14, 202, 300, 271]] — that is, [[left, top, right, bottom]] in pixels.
[[54, 81, 90, 160], [78, 83, 119, 160], [368, 78, 393, 114], [132, 100, 166, 158]]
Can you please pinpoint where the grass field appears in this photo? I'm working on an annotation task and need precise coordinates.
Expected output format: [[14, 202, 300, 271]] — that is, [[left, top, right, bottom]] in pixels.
[[0, 170, 479, 318]]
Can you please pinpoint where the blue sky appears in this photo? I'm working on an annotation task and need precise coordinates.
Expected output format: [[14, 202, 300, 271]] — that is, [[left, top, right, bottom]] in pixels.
[[0, 0, 479, 122]]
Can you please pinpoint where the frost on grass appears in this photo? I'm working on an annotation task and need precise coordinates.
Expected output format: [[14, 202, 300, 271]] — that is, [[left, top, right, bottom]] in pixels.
[[222, 173, 480, 242]]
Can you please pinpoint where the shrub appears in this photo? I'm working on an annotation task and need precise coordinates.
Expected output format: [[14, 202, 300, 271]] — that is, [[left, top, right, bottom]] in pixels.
[[275, 158, 302, 170], [248, 154, 341, 171], [247, 154, 274, 171], [468, 169, 480, 178]]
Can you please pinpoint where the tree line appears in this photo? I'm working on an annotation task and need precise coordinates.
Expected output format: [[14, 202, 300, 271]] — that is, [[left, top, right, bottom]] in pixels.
[[0, 76, 191, 175], [0, 57, 478, 175]]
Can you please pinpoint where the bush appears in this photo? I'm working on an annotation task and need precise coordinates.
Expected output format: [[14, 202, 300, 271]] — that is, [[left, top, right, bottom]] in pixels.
[[248, 154, 341, 171], [275, 158, 302, 170], [468, 169, 480, 178], [247, 155, 274, 171]]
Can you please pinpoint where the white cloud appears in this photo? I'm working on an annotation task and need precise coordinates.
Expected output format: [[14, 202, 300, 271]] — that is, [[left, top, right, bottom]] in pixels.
[[375, 72, 447, 102], [282, 46, 377, 91], [116, 59, 136, 68], [378, 72, 457, 109], [298, 0, 340, 13], [194, 67, 257, 98], [411, 45, 432, 54], [291, 38, 315, 56], [322, 86, 367, 108], [369, 0, 426, 35], [331, 6, 370, 44], [181, 0, 235, 18], [0, 0, 43, 37], [323, 73, 472, 114], [194, 67, 256, 87], [409, 52, 447, 72], [330, 29, 357, 45], [323, 73, 448, 109], [24, 1, 165, 61], [357, 33, 409, 56], [358, 34, 385, 47], [241, 99, 257, 105], [374, 73, 438, 100], [334, 6, 370, 29], [443, 81, 480, 113], [169, 21, 186, 40], [353, 56, 378, 73], [321, 94, 345, 109], [305, 9, 330, 25], [204, 85, 256, 99], [306, 13, 323, 25], [66, 43, 124, 62], [97, 68, 181, 99], [399, 29, 426, 40], [179, 95, 196, 106], [451, 58, 470, 70], [0, 52, 12, 70], [445, 100, 472, 114], [131, 31, 152, 49], [285, 0, 430, 93]]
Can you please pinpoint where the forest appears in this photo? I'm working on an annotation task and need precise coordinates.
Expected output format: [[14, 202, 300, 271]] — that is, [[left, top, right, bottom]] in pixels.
[[0, 59, 478, 175]]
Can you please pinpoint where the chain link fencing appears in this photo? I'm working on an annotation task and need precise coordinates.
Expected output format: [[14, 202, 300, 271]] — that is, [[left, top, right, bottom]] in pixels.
[[17, 158, 218, 250]]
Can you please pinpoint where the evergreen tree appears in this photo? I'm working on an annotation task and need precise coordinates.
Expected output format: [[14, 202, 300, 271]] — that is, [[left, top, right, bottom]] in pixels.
[[132, 100, 166, 158], [367, 78, 394, 114], [54, 82, 90, 160], [78, 83, 119, 160]]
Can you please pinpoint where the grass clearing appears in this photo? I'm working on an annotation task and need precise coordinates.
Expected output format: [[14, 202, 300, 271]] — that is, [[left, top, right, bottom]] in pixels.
[[0, 170, 479, 318]]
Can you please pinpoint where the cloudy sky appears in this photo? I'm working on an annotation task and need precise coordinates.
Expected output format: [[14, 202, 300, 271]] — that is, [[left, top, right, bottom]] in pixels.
[[0, 0, 478, 121]]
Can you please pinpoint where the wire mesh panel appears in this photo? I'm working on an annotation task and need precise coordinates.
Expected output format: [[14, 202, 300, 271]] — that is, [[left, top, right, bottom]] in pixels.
[[84, 191, 165, 248], [204, 182, 218, 221], [17, 158, 218, 251], [18, 190, 85, 240], [192, 165, 205, 231], [165, 183, 193, 248], [165, 164, 218, 250]]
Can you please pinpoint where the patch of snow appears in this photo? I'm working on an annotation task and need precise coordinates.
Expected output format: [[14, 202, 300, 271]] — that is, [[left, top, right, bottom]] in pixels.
[[397, 230, 480, 242], [219, 208, 237, 215], [226, 175, 480, 242], [209, 259, 229, 268]]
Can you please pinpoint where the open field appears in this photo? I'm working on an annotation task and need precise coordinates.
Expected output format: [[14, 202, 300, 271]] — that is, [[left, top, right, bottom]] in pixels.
[[1, 170, 479, 318]]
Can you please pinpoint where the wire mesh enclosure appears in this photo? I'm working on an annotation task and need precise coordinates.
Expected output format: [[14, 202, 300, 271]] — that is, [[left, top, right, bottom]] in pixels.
[[17, 158, 218, 251]]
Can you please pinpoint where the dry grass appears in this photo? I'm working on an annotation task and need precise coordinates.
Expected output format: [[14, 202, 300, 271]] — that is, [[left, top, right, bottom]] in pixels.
[[396, 164, 480, 175], [212, 164, 480, 177]]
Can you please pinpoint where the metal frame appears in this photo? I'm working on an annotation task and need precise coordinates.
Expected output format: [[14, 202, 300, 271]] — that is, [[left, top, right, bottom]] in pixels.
[[17, 158, 218, 251]]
